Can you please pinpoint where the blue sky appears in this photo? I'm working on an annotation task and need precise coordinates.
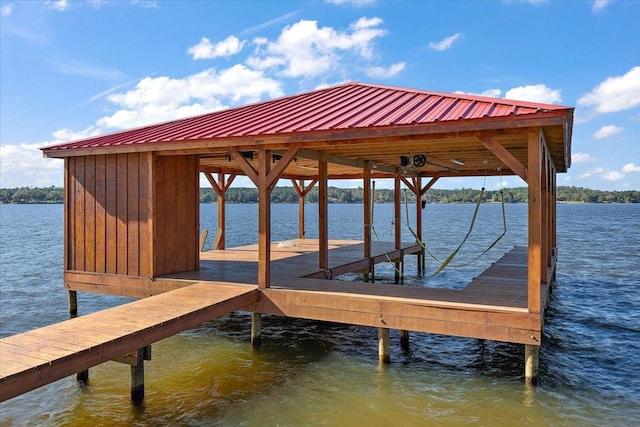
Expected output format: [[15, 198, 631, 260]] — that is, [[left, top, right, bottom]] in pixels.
[[1, 0, 638, 191]]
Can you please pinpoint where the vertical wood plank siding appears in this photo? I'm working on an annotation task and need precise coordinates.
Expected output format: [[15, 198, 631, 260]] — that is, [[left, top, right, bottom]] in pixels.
[[153, 155, 199, 276], [64, 153, 199, 278]]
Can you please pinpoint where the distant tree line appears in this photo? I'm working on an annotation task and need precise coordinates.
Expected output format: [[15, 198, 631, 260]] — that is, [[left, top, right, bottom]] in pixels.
[[2, 186, 639, 204]]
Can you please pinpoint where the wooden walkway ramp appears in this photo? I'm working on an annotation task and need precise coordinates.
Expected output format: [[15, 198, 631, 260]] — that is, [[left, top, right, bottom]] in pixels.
[[0, 282, 258, 402]]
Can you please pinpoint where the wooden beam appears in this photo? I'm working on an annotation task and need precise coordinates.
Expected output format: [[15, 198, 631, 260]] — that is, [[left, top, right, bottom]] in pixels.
[[400, 176, 417, 195], [203, 172, 222, 195], [229, 148, 258, 185], [420, 177, 439, 196], [267, 147, 300, 189], [293, 148, 401, 176], [478, 136, 528, 182], [318, 160, 329, 272], [527, 131, 542, 314]]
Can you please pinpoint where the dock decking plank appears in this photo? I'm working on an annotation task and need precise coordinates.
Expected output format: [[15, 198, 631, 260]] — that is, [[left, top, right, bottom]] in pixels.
[[0, 283, 258, 402]]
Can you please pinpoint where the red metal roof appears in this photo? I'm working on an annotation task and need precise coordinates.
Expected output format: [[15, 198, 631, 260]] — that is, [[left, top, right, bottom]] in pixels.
[[42, 82, 572, 153]]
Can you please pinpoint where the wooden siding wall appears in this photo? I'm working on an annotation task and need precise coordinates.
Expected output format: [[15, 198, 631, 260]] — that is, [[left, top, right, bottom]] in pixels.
[[65, 153, 199, 279], [65, 153, 153, 277], [153, 155, 199, 276]]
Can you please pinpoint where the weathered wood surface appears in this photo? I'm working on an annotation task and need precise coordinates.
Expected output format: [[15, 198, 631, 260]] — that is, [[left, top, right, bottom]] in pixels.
[[0, 283, 258, 402]]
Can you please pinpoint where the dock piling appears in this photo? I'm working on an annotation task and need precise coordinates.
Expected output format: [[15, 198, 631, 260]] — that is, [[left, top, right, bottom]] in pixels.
[[251, 313, 262, 347], [525, 344, 539, 385], [130, 348, 145, 404], [68, 290, 89, 384], [378, 327, 390, 364]]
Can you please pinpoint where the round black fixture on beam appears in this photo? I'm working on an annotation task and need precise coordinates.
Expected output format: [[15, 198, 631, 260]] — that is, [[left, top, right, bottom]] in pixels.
[[413, 154, 427, 167]]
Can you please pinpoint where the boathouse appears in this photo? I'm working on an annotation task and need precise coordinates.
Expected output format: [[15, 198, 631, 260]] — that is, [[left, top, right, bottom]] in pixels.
[[1, 82, 573, 402]]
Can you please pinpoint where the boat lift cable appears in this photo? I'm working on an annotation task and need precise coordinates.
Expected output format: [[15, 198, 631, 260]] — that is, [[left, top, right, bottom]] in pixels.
[[402, 171, 507, 277], [450, 169, 507, 268]]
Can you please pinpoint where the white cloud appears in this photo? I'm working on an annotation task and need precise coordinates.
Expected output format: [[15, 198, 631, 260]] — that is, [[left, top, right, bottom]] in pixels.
[[504, 84, 562, 104], [602, 171, 624, 181], [188, 36, 246, 60], [0, 143, 64, 187], [1, 3, 12, 16], [592, 0, 610, 12], [622, 163, 640, 173], [365, 62, 405, 78], [247, 17, 387, 78], [455, 89, 502, 98], [578, 66, 640, 114], [96, 64, 283, 129], [572, 152, 598, 164], [593, 124, 623, 139], [429, 33, 462, 51], [45, 0, 69, 11]]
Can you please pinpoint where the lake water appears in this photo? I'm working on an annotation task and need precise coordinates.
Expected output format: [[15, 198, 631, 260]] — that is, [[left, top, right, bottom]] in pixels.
[[0, 202, 639, 426]]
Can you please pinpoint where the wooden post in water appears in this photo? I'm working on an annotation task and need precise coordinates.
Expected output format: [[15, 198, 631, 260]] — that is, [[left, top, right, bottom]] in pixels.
[[378, 326, 391, 364], [525, 344, 539, 385], [130, 348, 146, 404], [251, 312, 262, 347], [68, 290, 89, 383]]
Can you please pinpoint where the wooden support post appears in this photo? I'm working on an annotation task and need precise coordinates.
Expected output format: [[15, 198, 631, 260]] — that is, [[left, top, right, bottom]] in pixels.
[[318, 160, 329, 273], [298, 179, 305, 239], [130, 348, 145, 404], [363, 162, 372, 282], [68, 289, 78, 317], [400, 330, 410, 351], [378, 327, 390, 364], [395, 174, 409, 347], [528, 132, 542, 314], [204, 172, 236, 250], [257, 150, 272, 289], [68, 290, 89, 383], [251, 312, 262, 348], [525, 344, 539, 385], [292, 178, 317, 240], [216, 173, 227, 250], [415, 176, 424, 275], [394, 173, 402, 284]]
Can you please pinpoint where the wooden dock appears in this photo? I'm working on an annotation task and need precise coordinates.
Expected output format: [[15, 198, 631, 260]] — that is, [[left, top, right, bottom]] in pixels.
[[165, 242, 545, 345], [1, 239, 550, 402], [0, 282, 257, 402]]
